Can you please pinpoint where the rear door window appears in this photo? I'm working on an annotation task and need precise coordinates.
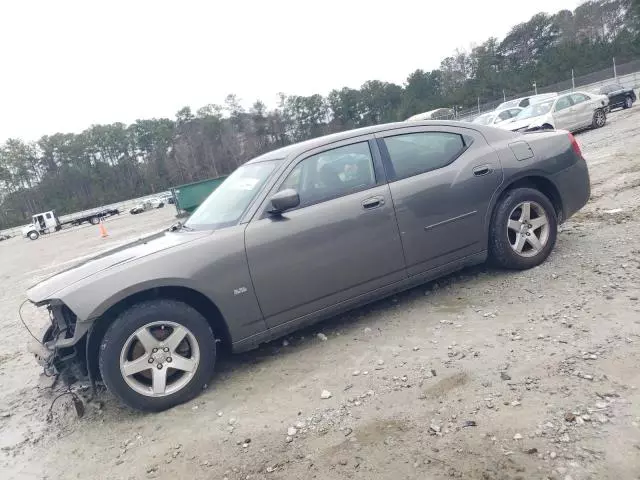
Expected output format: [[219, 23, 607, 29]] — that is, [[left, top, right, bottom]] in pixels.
[[383, 132, 466, 180], [570, 93, 590, 104]]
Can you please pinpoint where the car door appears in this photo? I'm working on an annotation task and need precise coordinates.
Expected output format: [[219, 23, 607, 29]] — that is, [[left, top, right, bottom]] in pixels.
[[44, 212, 56, 230], [375, 125, 502, 277], [569, 93, 593, 128], [244, 137, 406, 329], [608, 86, 623, 107], [551, 95, 575, 130]]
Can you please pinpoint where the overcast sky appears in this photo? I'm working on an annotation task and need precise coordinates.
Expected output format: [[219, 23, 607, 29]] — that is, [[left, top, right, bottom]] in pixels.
[[0, 0, 581, 141]]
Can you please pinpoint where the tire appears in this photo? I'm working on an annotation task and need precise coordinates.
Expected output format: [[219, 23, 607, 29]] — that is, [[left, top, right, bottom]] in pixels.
[[592, 108, 606, 129], [28, 231, 39, 241], [489, 187, 557, 270], [540, 124, 553, 131], [623, 96, 633, 109], [90, 216, 100, 225], [99, 300, 216, 411]]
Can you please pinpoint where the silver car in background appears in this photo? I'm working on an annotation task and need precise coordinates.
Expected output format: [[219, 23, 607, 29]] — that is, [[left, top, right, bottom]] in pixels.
[[504, 91, 609, 132]]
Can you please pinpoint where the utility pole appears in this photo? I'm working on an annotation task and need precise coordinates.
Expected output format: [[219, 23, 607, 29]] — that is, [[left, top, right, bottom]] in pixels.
[[532, 81, 538, 95], [503, 89, 506, 102], [571, 69, 575, 91], [613, 57, 617, 79], [477, 97, 480, 114]]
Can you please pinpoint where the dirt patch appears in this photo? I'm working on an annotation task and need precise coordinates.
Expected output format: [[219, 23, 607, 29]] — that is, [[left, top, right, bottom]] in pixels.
[[420, 372, 469, 399]]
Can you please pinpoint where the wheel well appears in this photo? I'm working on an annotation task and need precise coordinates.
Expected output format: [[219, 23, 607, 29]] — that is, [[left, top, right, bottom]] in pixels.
[[498, 176, 564, 222], [86, 286, 232, 380]]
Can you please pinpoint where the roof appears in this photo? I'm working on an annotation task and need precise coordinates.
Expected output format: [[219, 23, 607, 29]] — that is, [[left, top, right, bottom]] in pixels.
[[246, 120, 486, 164]]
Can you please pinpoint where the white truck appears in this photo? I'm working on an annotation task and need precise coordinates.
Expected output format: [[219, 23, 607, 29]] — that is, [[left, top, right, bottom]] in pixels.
[[21, 208, 120, 240]]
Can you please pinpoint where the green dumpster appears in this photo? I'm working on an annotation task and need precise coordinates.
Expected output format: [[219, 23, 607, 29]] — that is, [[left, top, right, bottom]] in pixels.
[[171, 176, 228, 215]]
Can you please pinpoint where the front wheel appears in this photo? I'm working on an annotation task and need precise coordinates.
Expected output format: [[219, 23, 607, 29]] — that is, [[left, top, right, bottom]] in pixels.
[[90, 216, 100, 225], [624, 96, 633, 109], [99, 300, 216, 411], [592, 108, 606, 128], [28, 231, 39, 241], [489, 187, 557, 270]]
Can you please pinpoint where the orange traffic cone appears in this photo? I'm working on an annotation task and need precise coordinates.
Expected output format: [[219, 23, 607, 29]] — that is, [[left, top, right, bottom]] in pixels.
[[99, 220, 109, 238]]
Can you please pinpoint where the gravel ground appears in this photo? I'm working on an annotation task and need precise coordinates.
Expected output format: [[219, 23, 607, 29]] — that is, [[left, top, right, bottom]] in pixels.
[[1, 109, 640, 480]]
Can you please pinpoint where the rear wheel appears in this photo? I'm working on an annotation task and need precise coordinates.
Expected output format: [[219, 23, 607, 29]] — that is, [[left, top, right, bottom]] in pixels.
[[28, 231, 39, 241], [99, 300, 216, 411], [89, 216, 100, 225], [592, 108, 606, 128], [624, 96, 633, 109], [489, 188, 557, 270]]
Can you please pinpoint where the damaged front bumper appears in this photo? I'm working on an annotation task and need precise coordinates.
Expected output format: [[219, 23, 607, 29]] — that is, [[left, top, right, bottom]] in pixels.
[[28, 338, 55, 368], [25, 300, 91, 385]]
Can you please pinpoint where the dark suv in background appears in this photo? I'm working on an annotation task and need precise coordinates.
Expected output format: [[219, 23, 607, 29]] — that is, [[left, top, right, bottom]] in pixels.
[[598, 83, 636, 110]]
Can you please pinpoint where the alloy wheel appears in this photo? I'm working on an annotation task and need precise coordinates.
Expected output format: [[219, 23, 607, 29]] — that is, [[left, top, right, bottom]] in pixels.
[[507, 201, 550, 258], [119, 321, 200, 397], [595, 110, 606, 127]]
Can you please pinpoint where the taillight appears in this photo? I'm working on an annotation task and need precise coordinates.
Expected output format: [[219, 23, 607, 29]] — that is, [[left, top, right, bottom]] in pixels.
[[568, 133, 582, 158]]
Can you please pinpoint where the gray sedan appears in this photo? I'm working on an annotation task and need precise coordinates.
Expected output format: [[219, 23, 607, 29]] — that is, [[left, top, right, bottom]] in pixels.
[[27, 121, 590, 411]]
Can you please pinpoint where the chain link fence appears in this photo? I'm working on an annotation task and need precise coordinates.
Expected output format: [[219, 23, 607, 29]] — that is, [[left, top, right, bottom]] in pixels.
[[453, 58, 640, 121]]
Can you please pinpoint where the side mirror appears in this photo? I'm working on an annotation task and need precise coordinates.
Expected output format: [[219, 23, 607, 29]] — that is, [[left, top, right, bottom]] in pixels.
[[269, 189, 300, 214]]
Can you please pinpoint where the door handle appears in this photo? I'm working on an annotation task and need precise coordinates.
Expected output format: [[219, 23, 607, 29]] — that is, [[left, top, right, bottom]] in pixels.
[[472, 165, 492, 176], [362, 196, 385, 209]]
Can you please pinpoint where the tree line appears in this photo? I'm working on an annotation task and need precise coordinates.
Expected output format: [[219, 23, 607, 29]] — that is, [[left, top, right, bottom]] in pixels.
[[1, 0, 639, 229]]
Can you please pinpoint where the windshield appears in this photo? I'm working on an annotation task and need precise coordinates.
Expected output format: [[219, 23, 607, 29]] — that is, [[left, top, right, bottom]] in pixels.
[[185, 160, 278, 229], [472, 113, 496, 125], [497, 99, 520, 110], [516, 100, 554, 120]]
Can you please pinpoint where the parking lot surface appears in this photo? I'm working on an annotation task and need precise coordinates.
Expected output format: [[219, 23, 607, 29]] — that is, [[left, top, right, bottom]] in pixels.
[[1, 110, 639, 480]]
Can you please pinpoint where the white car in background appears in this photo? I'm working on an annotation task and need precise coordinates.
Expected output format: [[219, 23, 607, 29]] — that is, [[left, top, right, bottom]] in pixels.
[[472, 107, 523, 127], [497, 92, 558, 110], [502, 91, 609, 132]]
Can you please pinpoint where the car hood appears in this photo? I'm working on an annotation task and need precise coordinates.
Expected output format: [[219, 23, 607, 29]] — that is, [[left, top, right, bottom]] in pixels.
[[27, 229, 211, 303], [502, 113, 551, 131]]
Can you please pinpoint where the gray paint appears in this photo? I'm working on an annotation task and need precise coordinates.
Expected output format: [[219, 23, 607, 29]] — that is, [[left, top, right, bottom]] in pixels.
[[27, 121, 590, 356]]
